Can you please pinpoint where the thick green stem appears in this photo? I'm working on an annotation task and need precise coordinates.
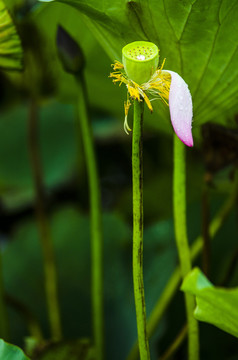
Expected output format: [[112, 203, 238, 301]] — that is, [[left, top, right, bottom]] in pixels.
[[132, 100, 150, 360], [127, 176, 237, 360], [76, 78, 103, 360], [0, 253, 9, 340], [29, 101, 62, 341], [173, 135, 199, 360]]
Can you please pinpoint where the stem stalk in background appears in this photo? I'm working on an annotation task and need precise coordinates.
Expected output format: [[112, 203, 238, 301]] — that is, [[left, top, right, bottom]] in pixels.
[[6, 294, 43, 342], [201, 185, 210, 276], [160, 324, 187, 360], [76, 77, 104, 360], [28, 101, 62, 341], [127, 173, 237, 360], [173, 135, 199, 360], [132, 99, 150, 360]]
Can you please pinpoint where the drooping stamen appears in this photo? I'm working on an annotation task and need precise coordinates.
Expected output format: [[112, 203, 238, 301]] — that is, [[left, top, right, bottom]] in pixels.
[[143, 69, 171, 105], [124, 99, 132, 135]]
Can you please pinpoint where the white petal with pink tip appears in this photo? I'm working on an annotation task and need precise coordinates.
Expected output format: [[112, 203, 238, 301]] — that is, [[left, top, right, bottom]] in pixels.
[[162, 70, 193, 147]]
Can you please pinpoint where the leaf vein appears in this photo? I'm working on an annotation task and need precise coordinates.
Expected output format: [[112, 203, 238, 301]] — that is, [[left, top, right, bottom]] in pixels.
[[162, 0, 183, 73], [144, 0, 161, 45], [162, 0, 178, 40], [193, 0, 223, 100], [219, 0, 238, 24], [178, 0, 198, 41], [195, 44, 238, 112], [196, 73, 238, 119]]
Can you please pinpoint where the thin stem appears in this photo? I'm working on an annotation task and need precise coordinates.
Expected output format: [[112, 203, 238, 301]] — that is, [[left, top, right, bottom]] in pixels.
[[220, 247, 238, 286], [76, 76, 104, 360], [0, 253, 9, 340], [201, 185, 210, 276], [28, 100, 62, 341], [132, 100, 150, 360], [127, 176, 237, 360], [173, 135, 199, 360], [160, 324, 187, 360]]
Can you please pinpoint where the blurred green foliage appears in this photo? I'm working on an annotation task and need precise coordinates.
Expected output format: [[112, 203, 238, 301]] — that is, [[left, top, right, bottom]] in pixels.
[[2, 201, 238, 359], [0, 102, 80, 208], [35, 338, 95, 360]]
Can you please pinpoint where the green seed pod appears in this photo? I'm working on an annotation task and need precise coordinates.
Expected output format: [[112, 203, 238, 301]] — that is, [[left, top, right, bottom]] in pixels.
[[122, 41, 159, 84]]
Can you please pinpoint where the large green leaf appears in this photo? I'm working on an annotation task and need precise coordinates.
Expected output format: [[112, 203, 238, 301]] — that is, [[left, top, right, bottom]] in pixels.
[[0, 0, 23, 70], [40, 0, 238, 129], [181, 267, 238, 338], [4, 2, 125, 118], [0, 339, 30, 360]]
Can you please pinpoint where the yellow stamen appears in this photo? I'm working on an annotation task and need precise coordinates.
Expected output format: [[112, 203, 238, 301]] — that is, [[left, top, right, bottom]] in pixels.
[[109, 71, 128, 86], [142, 68, 170, 105], [112, 60, 124, 71], [109, 59, 171, 133], [127, 83, 141, 102], [159, 57, 166, 70], [141, 90, 153, 112]]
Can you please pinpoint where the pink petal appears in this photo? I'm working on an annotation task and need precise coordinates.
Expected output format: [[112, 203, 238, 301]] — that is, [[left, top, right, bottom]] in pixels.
[[162, 70, 193, 147]]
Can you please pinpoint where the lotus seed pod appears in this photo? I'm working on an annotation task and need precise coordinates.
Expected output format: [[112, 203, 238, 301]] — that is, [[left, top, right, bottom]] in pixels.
[[122, 41, 159, 84]]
